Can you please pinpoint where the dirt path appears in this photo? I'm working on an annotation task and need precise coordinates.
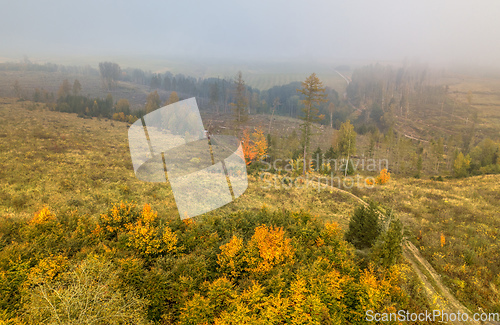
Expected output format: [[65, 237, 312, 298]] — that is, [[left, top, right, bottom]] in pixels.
[[334, 70, 351, 85], [404, 241, 483, 324]]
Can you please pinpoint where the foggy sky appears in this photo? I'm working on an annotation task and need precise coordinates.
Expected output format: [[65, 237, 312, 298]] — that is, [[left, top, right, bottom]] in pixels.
[[2, 0, 500, 66]]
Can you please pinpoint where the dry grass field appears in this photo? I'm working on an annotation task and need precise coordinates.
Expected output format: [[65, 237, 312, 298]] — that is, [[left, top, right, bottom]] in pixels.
[[0, 98, 353, 224]]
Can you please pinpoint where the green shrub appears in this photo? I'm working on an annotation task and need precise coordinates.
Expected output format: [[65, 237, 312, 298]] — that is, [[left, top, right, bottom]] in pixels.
[[345, 202, 381, 250]]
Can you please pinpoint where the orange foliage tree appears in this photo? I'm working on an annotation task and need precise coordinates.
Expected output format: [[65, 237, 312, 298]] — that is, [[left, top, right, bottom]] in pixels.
[[366, 168, 391, 185], [241, 127, 268, 165], [245, 225, 295, 273], [217, 224, 295, 278], [29, 206, 56, 225], [126, 204, 178, 256], [95, 202, 177, 256], [95, 201, 138, 239], [376, 168, 391, 184], [217, 235, 244, 278]]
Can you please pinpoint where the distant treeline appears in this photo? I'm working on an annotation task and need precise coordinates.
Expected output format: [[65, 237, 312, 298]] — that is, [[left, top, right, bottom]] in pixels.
[[13, 61, 500, 179], [0, 60, 98, 75], [27, 78, 140, 122], [92, 61, 349, 127], [123, 67, 346, 127], [56, 94, 115, 118], [5, 59, 350, 127]]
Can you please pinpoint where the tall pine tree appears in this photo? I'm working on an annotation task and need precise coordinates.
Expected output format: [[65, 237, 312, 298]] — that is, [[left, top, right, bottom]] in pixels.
[[232, 71, 248, 126], [297, 73, 327, 175]]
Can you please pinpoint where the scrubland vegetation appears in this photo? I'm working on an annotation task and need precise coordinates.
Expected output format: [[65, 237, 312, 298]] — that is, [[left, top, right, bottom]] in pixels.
[[1, 58, 500, 323]]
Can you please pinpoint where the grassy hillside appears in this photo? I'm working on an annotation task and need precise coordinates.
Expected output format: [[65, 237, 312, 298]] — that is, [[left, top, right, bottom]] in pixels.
[[0, 98, 352, 224], [0, 99, 436, 324], [356, 176, 500, 312], [448, 76, 500, 141], [1, 97, 499, 323]]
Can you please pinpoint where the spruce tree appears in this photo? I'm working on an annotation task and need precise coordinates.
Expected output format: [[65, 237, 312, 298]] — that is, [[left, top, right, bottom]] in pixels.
[[345, 202, 381, 249], [232, 71, 248, 125], [371, 218, 403, 267]]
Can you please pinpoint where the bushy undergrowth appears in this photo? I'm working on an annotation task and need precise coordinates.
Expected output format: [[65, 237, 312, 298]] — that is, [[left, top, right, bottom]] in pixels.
[[0, 204, 430, 324]]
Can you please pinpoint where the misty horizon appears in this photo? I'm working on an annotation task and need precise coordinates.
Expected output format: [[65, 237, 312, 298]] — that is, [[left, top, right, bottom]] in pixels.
[[2, 0, 500, 69]]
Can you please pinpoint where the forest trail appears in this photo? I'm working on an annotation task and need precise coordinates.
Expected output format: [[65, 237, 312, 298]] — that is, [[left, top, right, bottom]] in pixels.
[[404, 241, 483, 324], [334, 69, 351, 85]]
